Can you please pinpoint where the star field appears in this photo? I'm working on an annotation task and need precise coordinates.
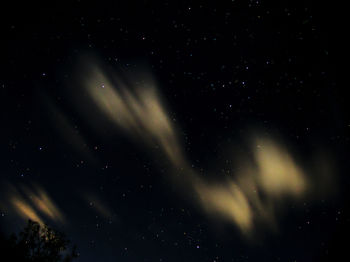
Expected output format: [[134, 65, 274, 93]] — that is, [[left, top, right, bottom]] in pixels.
[[0, 1, 347, 262]]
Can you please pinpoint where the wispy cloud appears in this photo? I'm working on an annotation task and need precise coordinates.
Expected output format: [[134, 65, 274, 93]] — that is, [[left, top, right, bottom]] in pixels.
[[82, 192, 114, 219], [3, 183, 65, 226], [79, 59, 334, 236]]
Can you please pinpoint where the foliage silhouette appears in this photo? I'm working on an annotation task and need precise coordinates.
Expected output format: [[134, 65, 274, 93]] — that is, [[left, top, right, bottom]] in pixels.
[[0, 220, 78, 262]]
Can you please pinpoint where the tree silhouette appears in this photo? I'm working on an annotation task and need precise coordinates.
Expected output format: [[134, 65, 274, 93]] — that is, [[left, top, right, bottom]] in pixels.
[[0, 220, 78, 262]]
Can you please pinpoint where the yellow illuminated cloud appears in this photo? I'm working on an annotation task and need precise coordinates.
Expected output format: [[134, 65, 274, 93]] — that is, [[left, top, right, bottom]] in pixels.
[[11, 197, 44, 226], [79, 60, 334, 236], [194, 180, 253, 233], [193, 138, 310, 234], [254, 138, 307, 197], [3, 183, 65, 226], [30, 185, 65, 223], [84, 67, 185, 167]]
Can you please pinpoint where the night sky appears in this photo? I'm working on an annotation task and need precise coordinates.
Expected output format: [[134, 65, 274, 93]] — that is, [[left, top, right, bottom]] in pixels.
[[0, 1, 347, 262]]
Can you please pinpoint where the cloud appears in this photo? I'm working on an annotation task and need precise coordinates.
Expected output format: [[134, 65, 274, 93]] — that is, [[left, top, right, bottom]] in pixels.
[[82, 192, 114, 219], [192, 137, 309, 235], [23, 185, 65, 224], [79, 60, 334, 236], [83, 66, 185, 167], [11, 197, 44, 226], [253, 138, 307, 197], [3, 183, 65, 226], [194, 180, 253, 233], [41, 93, 97, 165]]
